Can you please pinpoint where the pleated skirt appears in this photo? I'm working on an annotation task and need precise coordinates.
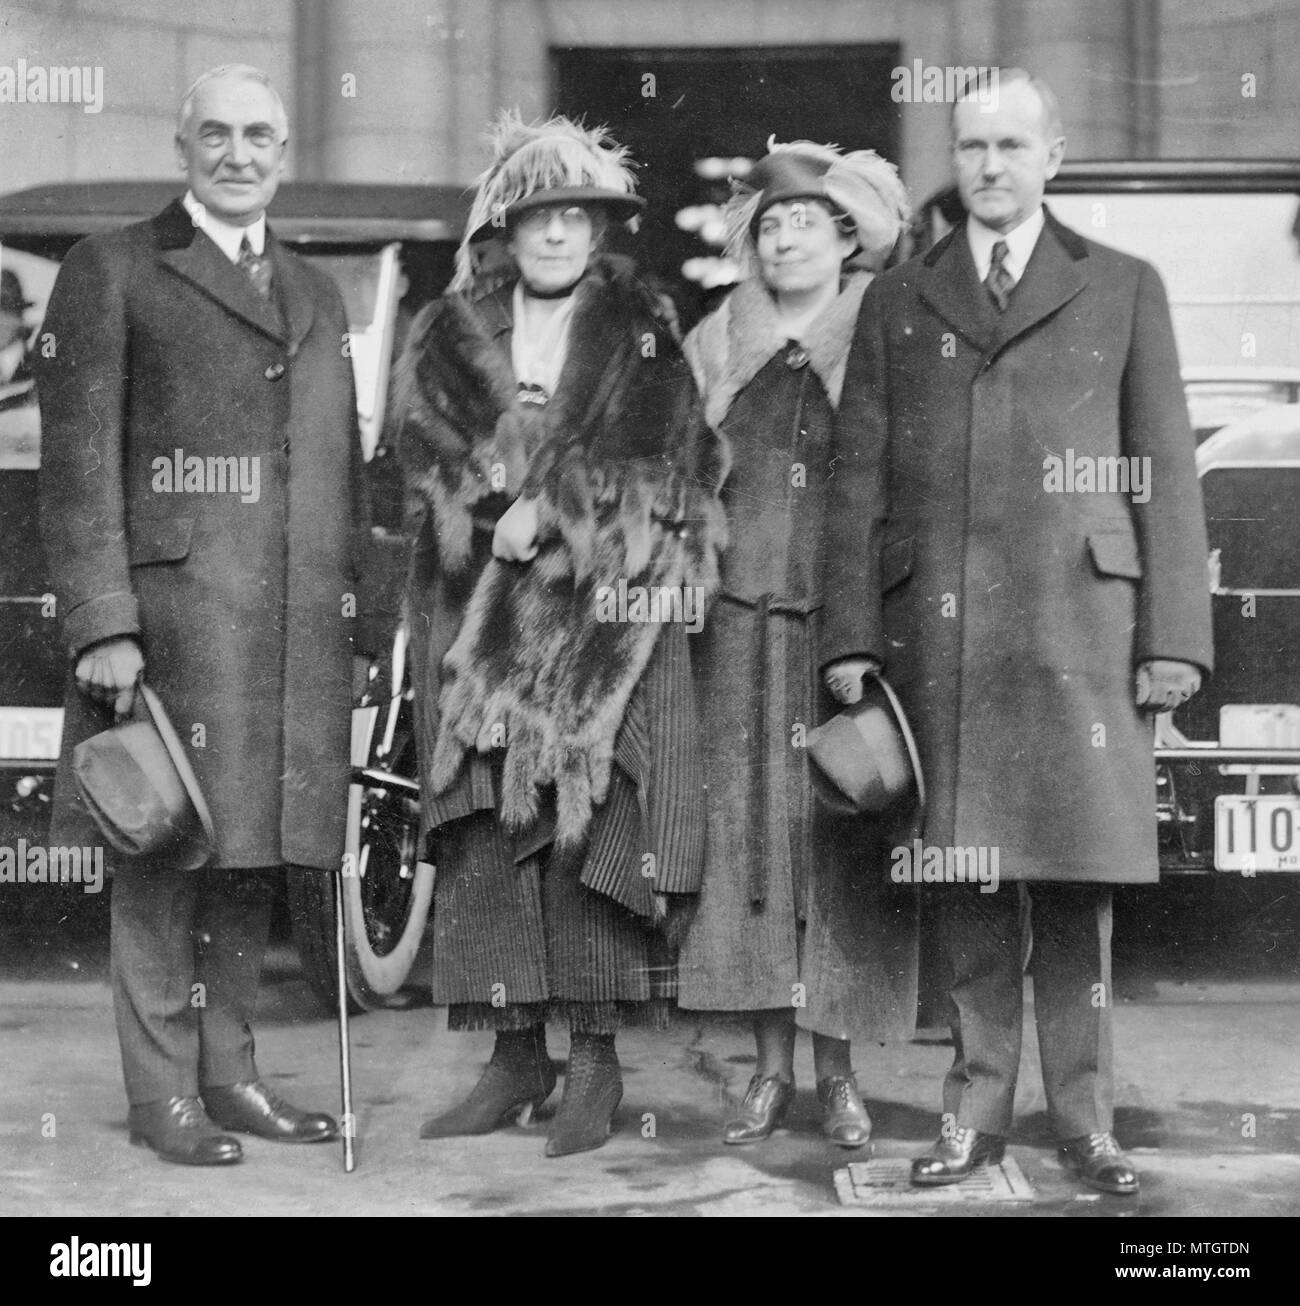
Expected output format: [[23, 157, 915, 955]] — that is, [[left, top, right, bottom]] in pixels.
[[428, 786, 675, 1033]]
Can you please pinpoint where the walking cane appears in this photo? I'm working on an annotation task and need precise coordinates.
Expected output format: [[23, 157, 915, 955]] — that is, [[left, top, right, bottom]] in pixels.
[[334, 867, 356, 1172]]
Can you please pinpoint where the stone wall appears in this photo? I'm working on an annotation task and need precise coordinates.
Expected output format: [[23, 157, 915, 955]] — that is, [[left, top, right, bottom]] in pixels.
[[0, 0, 1295, 203]]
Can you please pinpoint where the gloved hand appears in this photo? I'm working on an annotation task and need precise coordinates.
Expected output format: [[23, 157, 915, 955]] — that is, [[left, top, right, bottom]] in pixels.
[[653, 892, 698, 950], [492, 495, 540, 562], [1135, 659, 1202, 712], [823, 656, 882, 706], [74, 636, 144, 719]]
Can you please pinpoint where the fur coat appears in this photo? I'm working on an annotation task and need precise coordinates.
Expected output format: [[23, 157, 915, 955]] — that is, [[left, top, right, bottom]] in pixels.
[[394, 256, 729, 847]]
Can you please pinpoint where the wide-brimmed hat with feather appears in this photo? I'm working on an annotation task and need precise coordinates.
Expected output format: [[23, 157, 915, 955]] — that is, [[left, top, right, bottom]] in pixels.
[[723, 138, 910, 275], [454, 110, 646, 290]]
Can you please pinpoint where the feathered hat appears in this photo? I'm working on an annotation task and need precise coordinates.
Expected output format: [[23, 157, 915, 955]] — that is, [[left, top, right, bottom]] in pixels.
[[453, 109, 646, 291], [723, 137, 910, 276]]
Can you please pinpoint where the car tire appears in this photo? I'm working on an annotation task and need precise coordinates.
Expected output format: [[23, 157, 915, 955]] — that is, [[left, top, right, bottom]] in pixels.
[[287, 623, 434, 1013]]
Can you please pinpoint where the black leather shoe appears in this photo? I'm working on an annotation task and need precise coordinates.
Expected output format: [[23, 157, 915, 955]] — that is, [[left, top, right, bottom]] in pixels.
[[1059, 1131, 1140, 1195], [723, 1074, 795, 1145], [128, 1096, 243, 1166], [202, 1080, 338, 1143], [910, 1126, 1005, 1186], [817, 1075, 872, 1150]]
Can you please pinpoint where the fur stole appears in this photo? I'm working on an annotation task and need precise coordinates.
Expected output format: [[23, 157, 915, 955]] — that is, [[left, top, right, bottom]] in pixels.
[[683, 271, 872, 431], [394, 257, 729, 845]]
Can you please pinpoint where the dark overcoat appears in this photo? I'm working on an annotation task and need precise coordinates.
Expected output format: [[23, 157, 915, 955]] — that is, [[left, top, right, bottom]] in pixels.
[[826, 209, 1214, 884], [38, 199, 366, 872], [675, 275, 919, 1041]]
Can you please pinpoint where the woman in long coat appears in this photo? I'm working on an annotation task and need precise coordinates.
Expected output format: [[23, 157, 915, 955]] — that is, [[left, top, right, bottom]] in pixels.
[[392, 113, 728, 1157], [677, 141, 918, 1148]]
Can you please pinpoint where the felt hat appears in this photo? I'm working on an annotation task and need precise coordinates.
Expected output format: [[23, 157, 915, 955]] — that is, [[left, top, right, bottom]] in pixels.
[[806, 672, 925, 819], [454, 110, 645, 290], [724, 137, 910, 274], [72, 682, 216, 869]]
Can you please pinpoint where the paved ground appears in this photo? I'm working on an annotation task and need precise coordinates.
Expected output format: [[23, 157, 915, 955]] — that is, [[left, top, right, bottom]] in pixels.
[[1, 878, 1297, 1218]]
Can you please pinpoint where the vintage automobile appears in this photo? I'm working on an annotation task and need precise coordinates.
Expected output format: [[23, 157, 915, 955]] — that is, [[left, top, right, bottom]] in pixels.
[[1043, 162, 1300, 877], [0, 179, 467, 1010], [922, 161, 1300, 879]]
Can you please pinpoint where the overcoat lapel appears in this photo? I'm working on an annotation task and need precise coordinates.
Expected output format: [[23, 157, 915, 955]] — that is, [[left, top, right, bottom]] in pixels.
[[917, 228, 999, 353], [152, 198, 287, 342], [918, 206, 1089, 357], [266, 230, 316, 353], [992, 208, 1088, 352]]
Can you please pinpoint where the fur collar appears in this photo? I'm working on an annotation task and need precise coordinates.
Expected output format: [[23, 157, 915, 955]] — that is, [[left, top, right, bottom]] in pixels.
[[396, 256, 729, 847], [684, 271, 871, 430], [391, 255, 685, 577]]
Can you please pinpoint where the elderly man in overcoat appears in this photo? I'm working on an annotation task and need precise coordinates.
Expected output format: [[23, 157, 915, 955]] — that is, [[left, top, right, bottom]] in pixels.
[[38, 65, 365, 1165], [825, 69, 1213, 1194]]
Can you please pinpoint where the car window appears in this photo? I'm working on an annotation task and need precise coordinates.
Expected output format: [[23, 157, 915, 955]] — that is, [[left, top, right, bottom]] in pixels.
[[1203, 464, 1300, 593], [0, 245, 405, 471], [0, 248, 55, 472], [300, 244, 402, 461], [1046, 193, 1300, 374]]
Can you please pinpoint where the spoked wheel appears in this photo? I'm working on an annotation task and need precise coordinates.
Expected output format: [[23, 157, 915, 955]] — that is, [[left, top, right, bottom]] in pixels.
[[288, 622, 434, 1013]]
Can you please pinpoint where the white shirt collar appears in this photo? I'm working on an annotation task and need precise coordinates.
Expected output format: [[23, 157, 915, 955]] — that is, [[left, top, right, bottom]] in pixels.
[[966, 206, 1045, 283], [181, 190, 267, 262]]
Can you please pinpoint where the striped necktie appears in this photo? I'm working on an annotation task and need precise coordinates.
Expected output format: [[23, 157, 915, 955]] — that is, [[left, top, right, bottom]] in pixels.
[[237, 235, 273, 300], [984, 239, 1014, 312]]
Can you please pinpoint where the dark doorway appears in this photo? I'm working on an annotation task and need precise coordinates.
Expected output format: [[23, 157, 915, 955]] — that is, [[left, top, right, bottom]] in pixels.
[[553, 44, 901, 325]]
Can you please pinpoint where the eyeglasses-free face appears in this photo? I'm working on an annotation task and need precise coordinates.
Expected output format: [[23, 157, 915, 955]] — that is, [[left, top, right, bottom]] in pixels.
[[952, 78, 1064, 235]]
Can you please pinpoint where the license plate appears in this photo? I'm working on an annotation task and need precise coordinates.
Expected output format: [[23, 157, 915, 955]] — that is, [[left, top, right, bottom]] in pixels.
[[0, 706, 63, 760], [1214, 795, 1300, 872]]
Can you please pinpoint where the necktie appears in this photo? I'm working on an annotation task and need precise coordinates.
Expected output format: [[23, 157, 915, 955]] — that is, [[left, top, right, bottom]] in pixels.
[[984, 239, 1014, 312], [237, 235, 272, 299]]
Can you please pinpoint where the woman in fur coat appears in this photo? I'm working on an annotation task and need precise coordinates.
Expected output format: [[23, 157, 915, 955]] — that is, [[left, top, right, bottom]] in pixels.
[[677, 141, 918, 1149], [391, 112, 728, 1157]]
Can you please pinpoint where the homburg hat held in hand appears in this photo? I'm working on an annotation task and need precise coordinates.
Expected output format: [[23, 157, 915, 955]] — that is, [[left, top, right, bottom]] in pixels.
[[72, 680, 216, 869], [806, 671, 925, 820]]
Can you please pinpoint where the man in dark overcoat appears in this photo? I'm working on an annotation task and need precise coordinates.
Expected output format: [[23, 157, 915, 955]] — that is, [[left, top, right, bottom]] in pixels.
[[825, 69, 1213, 1194], [38, 65, 365, 1164]]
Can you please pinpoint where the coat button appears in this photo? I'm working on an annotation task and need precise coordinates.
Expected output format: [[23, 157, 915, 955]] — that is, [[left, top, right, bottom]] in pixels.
[[265, 362, 286, 381]]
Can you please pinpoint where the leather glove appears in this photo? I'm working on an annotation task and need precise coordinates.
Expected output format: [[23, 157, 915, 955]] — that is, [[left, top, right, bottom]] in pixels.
[[492, 495, 540, 562], [1135, 659, 1202, 713], [823, 656, 882, 706], [74, 636, 145, 719]]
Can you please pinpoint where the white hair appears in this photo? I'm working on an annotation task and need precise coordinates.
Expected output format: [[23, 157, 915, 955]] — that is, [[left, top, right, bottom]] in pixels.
[[176, 64, 288, 140]]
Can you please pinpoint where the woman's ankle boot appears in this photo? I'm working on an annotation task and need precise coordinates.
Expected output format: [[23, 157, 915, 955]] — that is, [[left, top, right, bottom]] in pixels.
[[420, 1025, 555, 1138], [544, 1033, 622, 1157]]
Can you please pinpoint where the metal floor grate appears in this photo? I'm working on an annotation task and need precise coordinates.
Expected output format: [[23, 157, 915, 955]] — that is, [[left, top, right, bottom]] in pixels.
[[834, 1155, 1036, 1206]]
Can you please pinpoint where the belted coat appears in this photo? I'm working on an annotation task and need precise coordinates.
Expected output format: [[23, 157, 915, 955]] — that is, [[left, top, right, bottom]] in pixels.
[[37, 199, 367, 872], [675, 274, 919, 1041], [826, 209, 1214, 884]]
